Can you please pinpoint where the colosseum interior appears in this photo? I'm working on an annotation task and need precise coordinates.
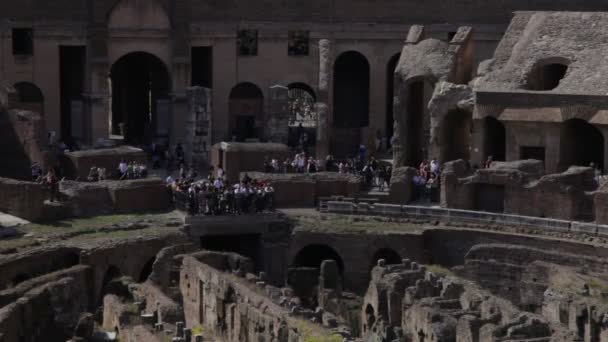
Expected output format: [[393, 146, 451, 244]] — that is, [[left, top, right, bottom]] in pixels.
[[3, 1, 608, 342]]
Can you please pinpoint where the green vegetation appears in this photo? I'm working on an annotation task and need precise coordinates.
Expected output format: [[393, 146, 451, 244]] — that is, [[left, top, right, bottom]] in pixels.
[[291, 319, 342, 342], [426, 264, 455, 277], [0, 211, 183, 251], [291, 212, 424, 234], [191, 325, 204, 335]]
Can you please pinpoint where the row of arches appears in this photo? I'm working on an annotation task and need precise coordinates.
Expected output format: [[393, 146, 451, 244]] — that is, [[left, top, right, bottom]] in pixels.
[[291, 244, 403, 276], [439, 114, 604, 172]]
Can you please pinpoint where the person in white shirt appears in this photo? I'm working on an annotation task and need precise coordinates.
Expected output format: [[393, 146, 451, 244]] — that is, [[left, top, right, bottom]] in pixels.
[[213, 178, 224, 189], [217, 167, 225, 180], [430, 159, 440, 175]]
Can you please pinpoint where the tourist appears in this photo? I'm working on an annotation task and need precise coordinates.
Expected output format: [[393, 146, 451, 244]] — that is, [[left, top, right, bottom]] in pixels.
[[430, 159, 440, 176], [213, 177, 224, 189], [151, 143, 161, 169], [426, 173, 439, 202], [44, 169, 59, 202], [217, 166, 225, 180], [412, 171, 426, 201], [419, 161, 428, 180], [271, 159, 280, 173], [264, 181, 275, 210], [175, 143, 185, 166], [358, 144, 368, 161], [484, 156, 494, 169], [307, 157, 317, 173], [166, 175, 174, 185], [87, 165, 99, 182], [118, 159, 128, 179], [126, 162, 135, 179], [375, 130, 383, 152], [98, 167, 106, 181], [31, 162, 42, 181]]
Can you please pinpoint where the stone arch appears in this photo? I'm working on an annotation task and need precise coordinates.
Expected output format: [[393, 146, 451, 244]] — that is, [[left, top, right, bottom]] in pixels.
[[440, 109, 472, 163], [108, 0, 170, 30], [364, 304, 376, 332], [559, 118, 604, 172], [292, 244, 344, 273], [386, 53, 401, 145], [13, 82, 44, 114], [99, 265, 122, 303], [287, 82, 317, 147], [483, 116, 506, 162], [371, 248, 402, 269], [229, 82, 264, 141], [138, 256, 156, 282], [333, 51, 370, 128], [524, 57, 571, 91], [109, 51, 171, 143]]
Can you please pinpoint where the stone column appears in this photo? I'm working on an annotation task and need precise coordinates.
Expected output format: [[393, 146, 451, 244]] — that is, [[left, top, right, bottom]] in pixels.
[[392, 82, 407, 167], [186, 86, 212, 168], [171, 57, 190, 146], [266, 84, 289, 144], [316, 39, 332, 159], [86, 59, 111, 145]]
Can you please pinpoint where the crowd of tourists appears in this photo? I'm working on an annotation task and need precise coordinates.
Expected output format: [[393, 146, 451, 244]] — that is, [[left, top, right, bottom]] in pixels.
[[169, 167, 276, 216], [411, 159, 441, 202]]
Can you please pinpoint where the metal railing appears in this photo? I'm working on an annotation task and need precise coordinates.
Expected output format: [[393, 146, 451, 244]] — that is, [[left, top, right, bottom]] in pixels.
[[324, 201, 606, 237]]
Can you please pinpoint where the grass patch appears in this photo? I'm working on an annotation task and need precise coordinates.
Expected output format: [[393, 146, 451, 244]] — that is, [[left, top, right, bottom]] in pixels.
[[0, 211, 183, 251], [290, 319, 342, 342], [291, 213, 424, 233], [426, 264, 454, 277]]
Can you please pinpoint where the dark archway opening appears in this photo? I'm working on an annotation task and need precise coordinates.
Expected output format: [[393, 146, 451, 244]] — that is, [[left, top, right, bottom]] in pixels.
[[13, 82, 44, 114], [370, 248, 402, 270], [441, 109, 472, 162], [139, 257, 156, 282], [560, 119, 604, 172], [483, 117, 506, 162], [200, 234, 262, 270], [526, 63, 569, 91], [364, 304, 376, 332], [386, 53, 401, 147], [332, 51, 370, 156], [405, 80, 432, 166], [333, 51, 370, 128], [110, 52, 170, 144], [292, 244, 344, 274], [99, 265, 123, 305], [229, 82, 264, 141]]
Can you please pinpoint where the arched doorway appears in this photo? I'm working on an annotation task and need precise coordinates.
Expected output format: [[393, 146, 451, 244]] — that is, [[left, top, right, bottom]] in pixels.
[[370, 248, 401, 271], [139, 257, 156, 282], [292, 244, 344, 273], [110, 52, 170, 144], [405, 80, 433, 166], [13, 82, 44, 114], [560, 119, 604, 171], [333, 51, 370, 128], [386, 53, 401, 147], [229, 82, 264, 141], [288, 82, 317, 148], [99, 265, 122, 304], [483, 116, 506, 162], [441, 109, 472, 162]]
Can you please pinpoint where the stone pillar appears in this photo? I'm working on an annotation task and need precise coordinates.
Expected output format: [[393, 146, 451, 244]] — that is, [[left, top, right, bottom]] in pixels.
[[267, 85, 290, 144], [316, 39, 332, 159], [171, 57, 190, 146], [86, 59, 111, 145], [176, 322, 185, 338], [392, 83, 407, 167], [186, 86, 212, 168], [319, 259, 342, 296]]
